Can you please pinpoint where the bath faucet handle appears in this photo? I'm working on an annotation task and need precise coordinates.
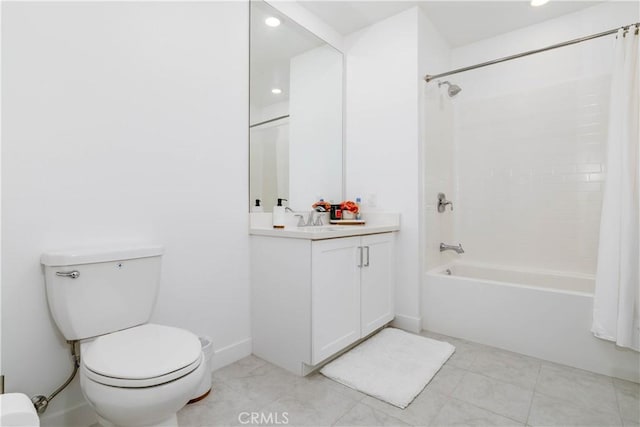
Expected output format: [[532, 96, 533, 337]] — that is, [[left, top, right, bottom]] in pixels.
[[294, 214, 305, 227], [440, 242, 465, 254], [437, 192, 454, 212]]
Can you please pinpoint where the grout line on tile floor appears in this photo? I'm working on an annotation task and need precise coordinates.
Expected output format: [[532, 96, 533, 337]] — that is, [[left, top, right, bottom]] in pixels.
[[424, 392, 451, 426], [448, 396, 527, 426], [448, 366, 469, 394], [612, 378, 627, 427], [330, 397, 363, 426], [524, 362, 542, 426], [453, 362, 538, 395]]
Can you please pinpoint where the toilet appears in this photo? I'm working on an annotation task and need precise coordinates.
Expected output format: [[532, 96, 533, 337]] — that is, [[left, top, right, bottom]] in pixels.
[[41, 246, 205, 427]]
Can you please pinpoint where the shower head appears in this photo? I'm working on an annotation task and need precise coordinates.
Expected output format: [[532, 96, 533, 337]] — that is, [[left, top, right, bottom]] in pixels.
[[438, 80, 462, 97]]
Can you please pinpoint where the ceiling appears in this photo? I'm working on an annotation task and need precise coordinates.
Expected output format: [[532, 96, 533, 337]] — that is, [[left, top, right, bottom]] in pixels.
[[298, 1, 604, 47], [250, 0, 605, 112]]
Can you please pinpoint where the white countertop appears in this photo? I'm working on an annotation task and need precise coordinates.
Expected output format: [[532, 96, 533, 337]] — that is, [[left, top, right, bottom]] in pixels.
[[249, 212, 400, 240]]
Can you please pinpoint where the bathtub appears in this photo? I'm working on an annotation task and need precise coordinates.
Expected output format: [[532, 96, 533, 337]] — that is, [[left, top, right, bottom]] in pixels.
[[422, 262, 639, 382]]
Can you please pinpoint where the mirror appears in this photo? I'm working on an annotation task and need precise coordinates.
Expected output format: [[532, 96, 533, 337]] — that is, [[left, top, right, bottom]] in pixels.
[[250, 1, 343, 213]]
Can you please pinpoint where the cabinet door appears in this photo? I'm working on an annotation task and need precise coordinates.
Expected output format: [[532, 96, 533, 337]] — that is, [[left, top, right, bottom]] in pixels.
[[311, 236, 361, 364], [360, 233, 395, 336]]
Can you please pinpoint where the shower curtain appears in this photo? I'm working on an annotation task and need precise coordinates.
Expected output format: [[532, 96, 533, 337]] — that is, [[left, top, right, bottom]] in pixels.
[[592, 26, 639, 351]]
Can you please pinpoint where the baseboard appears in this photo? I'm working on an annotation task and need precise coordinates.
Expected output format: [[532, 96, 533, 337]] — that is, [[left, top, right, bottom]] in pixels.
[[391, 314, 422, 334], [40, 401, 97, 427], [211, 337, 252, 371]]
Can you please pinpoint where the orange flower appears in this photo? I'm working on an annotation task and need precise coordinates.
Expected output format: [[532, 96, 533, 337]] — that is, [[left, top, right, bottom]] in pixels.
[[312, 201, 331, 212], [340, 201, 359, 214]]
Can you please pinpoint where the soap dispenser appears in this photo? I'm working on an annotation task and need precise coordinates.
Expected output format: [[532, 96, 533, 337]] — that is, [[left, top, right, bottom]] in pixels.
[[272, 198, 287, 229], [252, 199, 264, 213]]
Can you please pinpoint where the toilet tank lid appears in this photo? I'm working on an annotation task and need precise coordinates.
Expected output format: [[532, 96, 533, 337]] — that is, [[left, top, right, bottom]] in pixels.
[[41, 245, 164, 266]]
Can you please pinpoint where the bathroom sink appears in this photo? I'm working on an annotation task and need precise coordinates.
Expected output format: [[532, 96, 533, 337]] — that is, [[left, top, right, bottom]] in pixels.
[[249, 222, 400, 240]]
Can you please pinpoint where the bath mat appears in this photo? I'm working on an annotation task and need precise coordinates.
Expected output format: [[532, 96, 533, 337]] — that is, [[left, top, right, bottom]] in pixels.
[[320, 328, 455, 409]]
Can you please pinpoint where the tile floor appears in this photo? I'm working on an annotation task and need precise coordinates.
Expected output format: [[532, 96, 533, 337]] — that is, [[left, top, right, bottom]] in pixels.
[[178, 330, 640, 427]]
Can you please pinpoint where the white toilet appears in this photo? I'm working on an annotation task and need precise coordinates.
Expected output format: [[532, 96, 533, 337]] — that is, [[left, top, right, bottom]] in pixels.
[[41, 246, 205, 427]]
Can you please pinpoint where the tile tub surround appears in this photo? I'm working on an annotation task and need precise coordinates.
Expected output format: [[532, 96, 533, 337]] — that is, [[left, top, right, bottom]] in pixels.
[[176, 331, 639, 427], [454, 75, 609, 275], [444, 0, 640, 277]]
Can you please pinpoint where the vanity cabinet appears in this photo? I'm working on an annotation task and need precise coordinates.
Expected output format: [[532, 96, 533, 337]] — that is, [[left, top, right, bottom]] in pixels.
[[311, 234, 395, 364], [251, 232, 395, 375]]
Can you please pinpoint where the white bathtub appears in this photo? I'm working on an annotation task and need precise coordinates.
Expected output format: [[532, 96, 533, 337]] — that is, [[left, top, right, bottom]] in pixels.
[[423, 262, 639, 382]]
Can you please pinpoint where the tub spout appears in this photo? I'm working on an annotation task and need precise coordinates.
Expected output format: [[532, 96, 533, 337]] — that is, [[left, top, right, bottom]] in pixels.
[[440, 243, 464, 254]]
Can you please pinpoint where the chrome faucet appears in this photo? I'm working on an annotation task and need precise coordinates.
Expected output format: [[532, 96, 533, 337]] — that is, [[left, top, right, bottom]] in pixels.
[[308, 210, 323, 226], [294, 211, 324, 227], [440, 243, 464, 254], [294, 214, 306, 227]]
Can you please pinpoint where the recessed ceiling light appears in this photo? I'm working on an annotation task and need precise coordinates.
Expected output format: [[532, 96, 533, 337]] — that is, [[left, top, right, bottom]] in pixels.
[[531, 0, 550, 6], [271, 88, 282, 94], [265, 17, 281, 27]]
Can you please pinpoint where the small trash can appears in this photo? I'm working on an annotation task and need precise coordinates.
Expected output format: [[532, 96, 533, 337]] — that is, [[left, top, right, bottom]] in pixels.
[[189, 336, 213, 403]]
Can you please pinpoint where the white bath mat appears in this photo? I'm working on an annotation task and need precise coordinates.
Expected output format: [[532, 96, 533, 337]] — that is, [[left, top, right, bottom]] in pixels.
[[320, 328, 455, 409]]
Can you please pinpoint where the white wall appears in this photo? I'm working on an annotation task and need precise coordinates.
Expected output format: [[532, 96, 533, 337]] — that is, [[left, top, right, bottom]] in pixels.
[[419, 10, 455, 271], [1, 2, 250, 425], [345, 7, 422, 332], [448, 1, 639, 275]]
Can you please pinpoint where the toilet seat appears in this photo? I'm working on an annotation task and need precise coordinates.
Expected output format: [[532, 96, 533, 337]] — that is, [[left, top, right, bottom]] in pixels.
[[82, 323, 202, 388], [83, 353, 203, 388]]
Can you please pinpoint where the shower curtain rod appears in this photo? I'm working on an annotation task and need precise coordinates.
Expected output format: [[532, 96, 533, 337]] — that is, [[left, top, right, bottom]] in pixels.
[[424, 22, 639, 82], [249, 114, 290, 128]]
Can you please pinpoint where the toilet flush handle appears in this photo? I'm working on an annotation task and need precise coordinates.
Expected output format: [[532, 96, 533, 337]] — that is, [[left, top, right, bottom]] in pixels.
[[56, 270, 80, 279]]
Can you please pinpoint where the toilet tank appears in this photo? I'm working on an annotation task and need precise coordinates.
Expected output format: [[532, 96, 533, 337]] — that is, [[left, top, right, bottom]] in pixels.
[[41, 246, 164, 340]]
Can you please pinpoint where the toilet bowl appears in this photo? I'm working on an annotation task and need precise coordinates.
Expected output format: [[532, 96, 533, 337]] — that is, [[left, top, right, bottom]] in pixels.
[[79, 324, 204, 427], [41, 245, 206, 427]]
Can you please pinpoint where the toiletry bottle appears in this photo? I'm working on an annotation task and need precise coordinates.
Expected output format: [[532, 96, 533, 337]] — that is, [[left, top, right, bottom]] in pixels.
[[273, 198, 287, 229], [355, 197, 362, 220], [252, 199, 264, 213], [330, 204, 342, 220]]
